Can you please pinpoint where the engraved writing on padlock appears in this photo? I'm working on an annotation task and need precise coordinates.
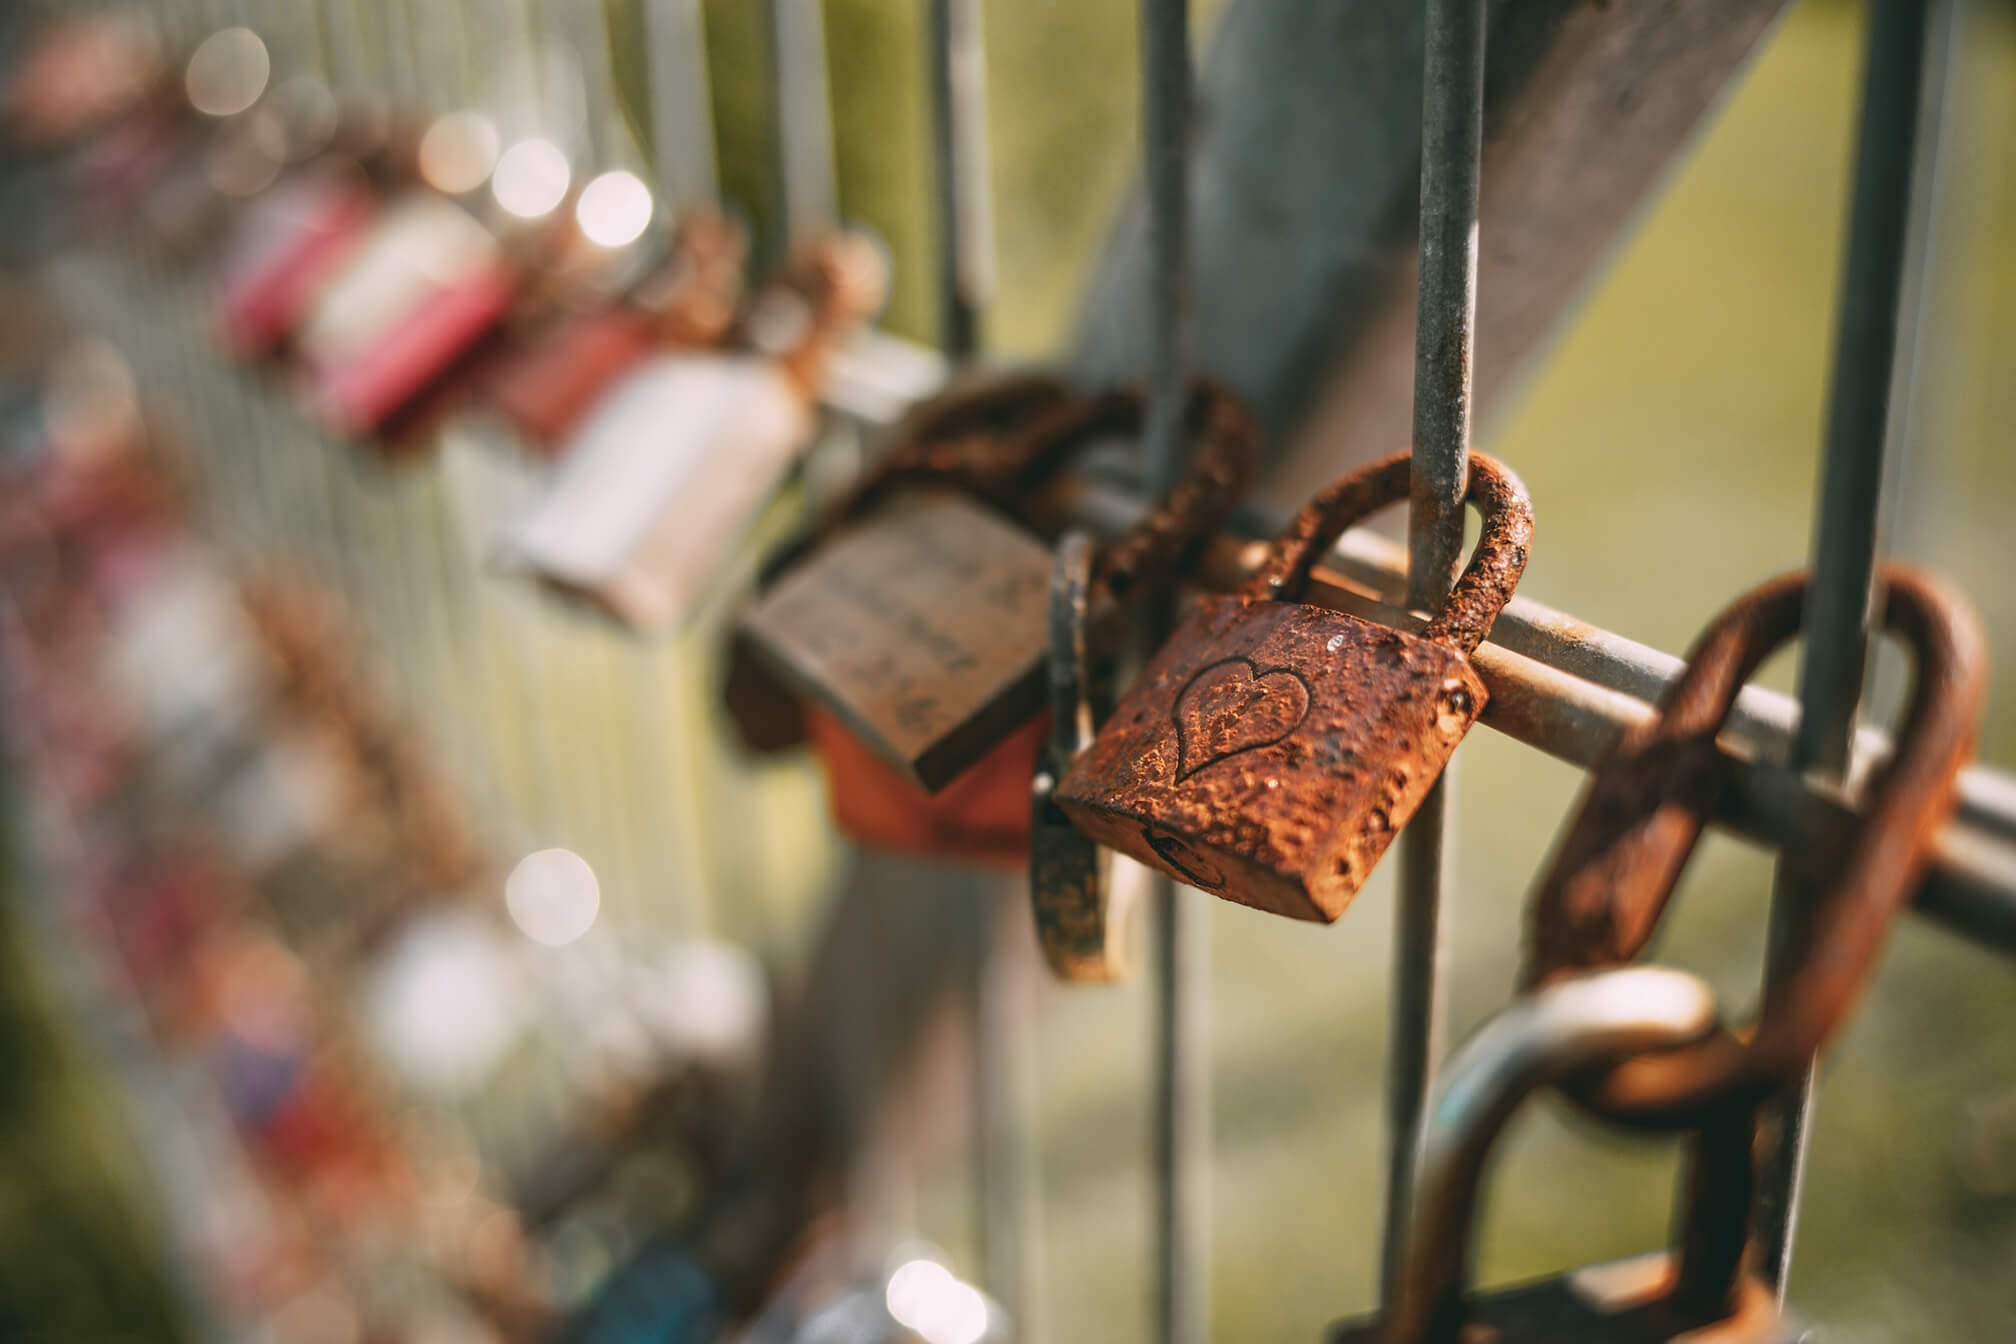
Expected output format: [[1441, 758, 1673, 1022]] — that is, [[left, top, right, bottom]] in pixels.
[[1326, 968, 1812, 1344], [745, 490, 1054, 789], [1054, 450, 1531, 923]]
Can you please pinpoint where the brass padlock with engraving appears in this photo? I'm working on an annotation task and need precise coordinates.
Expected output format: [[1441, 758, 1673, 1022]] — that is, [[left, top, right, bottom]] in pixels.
[[736, 375, 1257, 861], [1054, 450, 1532, 922], [1327, 967, 1811, 1344]]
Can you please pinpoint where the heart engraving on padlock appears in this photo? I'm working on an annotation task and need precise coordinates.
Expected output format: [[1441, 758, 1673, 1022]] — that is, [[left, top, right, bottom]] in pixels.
[[1143, 827, 1227, 891], [1174, 657, 1312, 781]]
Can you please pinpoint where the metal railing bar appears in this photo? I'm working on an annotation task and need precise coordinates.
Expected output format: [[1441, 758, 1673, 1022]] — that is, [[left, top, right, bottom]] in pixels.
[[1387, 0, 1486, 1309], [765, 0, 839, 249], [1759, 0, 1938, 1288], [645, 0, 720, 206], [1039, 475, 2016, 961], [927, 0, 996, 361], [1308, 525, 2016, 852], [1140, 2, 1210, 1341]]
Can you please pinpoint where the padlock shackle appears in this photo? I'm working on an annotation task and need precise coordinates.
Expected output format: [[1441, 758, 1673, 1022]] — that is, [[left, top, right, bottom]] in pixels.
[[1523, 565, 1989, 1130], [1240, 450, 1531, 655], [1385, 967, 1721, 1344], [816, 375, 1258, 599], [1047, 530, 1097, 764], [1031, 529, 1132, 982]]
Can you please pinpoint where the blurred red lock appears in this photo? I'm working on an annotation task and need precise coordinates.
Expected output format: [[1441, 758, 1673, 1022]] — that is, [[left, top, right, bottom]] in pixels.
[[213, 164, 377, 358], [482, 206, 747, 451], [292, 193, 516, 443]]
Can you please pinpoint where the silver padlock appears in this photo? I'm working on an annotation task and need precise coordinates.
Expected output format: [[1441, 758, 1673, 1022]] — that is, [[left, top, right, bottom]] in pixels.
[[1328, 968, 1813, 1344]]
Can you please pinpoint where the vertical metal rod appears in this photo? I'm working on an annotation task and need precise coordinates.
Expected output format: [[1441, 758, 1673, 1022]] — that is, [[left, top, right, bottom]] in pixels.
[[1757, 0, 1934, 1290], [921, 0, 1034, 1328], [765, 0, 839, 248], [645, 0, 720, 205], [1384, 0, 1485, 1307], [927, 0, 996, 360], [1140, 0, 1193, 498], [1140, 6, 1207, 1343]]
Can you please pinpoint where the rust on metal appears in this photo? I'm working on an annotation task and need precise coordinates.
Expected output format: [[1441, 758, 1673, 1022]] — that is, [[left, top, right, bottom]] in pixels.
[[1030, 531, 1132, 980], [733, 374, 1259, 862], [1053, 450, 1531, 923], [1523, 566, 1989, 1130]]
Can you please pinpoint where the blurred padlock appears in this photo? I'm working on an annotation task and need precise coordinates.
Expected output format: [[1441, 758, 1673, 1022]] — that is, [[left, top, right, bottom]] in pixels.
[[738, 377, 1255, 864], [213, 159, 378, 358], [482, 207, 748, 451], [500, 233, 887, 631], [1054, 450, 1531, 921], [292, 190, 516, 441], [1327, 967, 1811, 1343]]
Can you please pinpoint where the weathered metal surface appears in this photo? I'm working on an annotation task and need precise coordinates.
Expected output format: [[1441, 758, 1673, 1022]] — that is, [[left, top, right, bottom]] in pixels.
[[1030, 470, 2016, 955], [1029, 532, 1129, 981], [1053, 451, 1530, 922], [1524, 567, 1988, 1131], [739, 377, 1258, 795], [744, 491, 1056, 790]]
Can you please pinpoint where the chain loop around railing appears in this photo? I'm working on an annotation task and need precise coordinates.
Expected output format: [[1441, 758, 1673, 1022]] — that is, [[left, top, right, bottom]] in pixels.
[[1523, 565, 1987, 1131]]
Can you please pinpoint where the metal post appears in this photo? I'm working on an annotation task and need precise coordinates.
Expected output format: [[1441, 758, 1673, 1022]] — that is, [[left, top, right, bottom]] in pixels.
[[1384, 0, 1485, 1307], [645, 0, 719, 206], [766, 0, 839, 249], [920, 1, 1036, 1331], [1140, 5, 1208, 1343], [1757, 0, 1935, 1290], [927, 0, 996, 359]]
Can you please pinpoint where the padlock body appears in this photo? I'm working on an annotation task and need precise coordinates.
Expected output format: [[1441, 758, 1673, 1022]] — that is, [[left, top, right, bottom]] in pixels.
[[738, 492, 1053, 791], [806, 706, 1043, 866], [506, 354, 814, 631], [214, 168, 376, 358], [484, 305, 655, 451], [1326, 1252, 1809, 1342], [1053, 594, 1485, 922]]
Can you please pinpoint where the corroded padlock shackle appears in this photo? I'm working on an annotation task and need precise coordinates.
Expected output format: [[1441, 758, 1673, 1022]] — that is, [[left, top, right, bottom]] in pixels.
[[819, 374, 1259, 596], [1242, 449, 1532, 656], [1029, 530, 1134, 981], [1379, 966, 1762, 1344], [1523, 566, 1987, 1131]]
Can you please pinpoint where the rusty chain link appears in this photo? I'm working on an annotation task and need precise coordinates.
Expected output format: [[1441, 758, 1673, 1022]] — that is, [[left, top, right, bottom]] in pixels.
[[1522, 565, 1988, 1131]]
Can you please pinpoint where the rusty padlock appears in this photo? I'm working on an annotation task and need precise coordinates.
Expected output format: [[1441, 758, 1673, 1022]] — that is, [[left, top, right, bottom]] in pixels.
[[1029, 530, 1135, 980], [1522, 565, 1987, 1131], [1328, 966, 1813, 1344], [738, 376, 1257, 864], [1054, 450, 1532, 922]]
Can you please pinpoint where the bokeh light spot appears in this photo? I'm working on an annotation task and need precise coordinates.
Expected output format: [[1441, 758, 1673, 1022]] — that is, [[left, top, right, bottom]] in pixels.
[[576, 170, 654, 248], [505, 848, 601, 947], [418, 111, 500, 196], [491, 138, 570, 219], [185, 27, 269, 117]]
